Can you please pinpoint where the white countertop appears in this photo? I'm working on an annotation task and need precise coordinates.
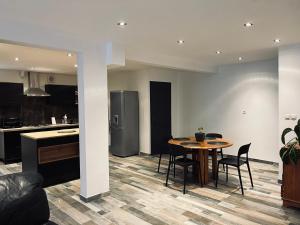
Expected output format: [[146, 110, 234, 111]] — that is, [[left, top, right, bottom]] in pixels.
[[0, 123, 78, 132], [21, 128, 79, 140]]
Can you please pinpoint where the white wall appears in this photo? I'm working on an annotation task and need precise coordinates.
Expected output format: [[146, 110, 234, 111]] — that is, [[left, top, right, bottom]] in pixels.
[[0, 69, 77, 89], [108, 68, 186, 154], [278, 44, 300, 179], [178, 59, 279, 162]]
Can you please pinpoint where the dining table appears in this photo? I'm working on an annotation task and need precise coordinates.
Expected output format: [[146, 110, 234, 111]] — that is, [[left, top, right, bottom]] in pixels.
[[168, 136, 233, 185]]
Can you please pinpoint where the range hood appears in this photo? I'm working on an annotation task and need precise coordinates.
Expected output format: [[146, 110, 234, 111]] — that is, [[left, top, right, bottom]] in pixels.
[[24, 72, 50, 97]]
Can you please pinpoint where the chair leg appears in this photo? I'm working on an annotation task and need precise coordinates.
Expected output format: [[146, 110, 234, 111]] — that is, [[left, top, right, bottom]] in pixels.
[[165, 154, 172, 187], [183, 166, 187, 194], [237, 167, 244, 195], [247, 162, 254, 188], [226, 164, 228, 182], [157, 152, 162, 173], [220, 149, 225, 170], [215, 162, 220, 188], [173, 156, 176, 178]]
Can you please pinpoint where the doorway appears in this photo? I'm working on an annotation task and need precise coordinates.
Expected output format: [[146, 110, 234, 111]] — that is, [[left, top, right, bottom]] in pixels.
[[150, 81, 171, 155]]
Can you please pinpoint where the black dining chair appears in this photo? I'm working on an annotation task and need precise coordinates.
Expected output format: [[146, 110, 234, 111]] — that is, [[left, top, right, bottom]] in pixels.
[[165, 144, 202, 194], [206, 133, 225, 170], [215, 143, 253, 195], [157, 136, 185, 176], [157, 136, 173, 173]]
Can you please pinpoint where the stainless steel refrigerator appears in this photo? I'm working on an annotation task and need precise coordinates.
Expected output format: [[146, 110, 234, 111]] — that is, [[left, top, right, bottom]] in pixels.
[[110, 91, 139, 157]]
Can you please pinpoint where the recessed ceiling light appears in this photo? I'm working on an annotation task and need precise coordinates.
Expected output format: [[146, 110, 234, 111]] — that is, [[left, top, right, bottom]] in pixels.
[[74, 64, 78, 68], [274, 38, 281, 43], [117, 21, 127, 27], [216, 51, 222, 54], [244, 22, 254, 27], [67, 53, 72, 57], [177, 40, 184, 45], [15, 57, 19, 61], [238, 56, 243, 61]]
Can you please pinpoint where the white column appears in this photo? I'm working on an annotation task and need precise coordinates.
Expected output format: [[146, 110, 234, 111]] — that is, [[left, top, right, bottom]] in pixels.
[[77, 46, 109, 200]]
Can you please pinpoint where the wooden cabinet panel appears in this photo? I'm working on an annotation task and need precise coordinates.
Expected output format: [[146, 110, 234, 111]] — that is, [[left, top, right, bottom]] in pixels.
[[38, 142, 79, 164], [282, 162, 300, 208]]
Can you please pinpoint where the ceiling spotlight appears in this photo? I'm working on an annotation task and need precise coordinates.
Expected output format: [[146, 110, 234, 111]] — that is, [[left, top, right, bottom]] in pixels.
[[177, 40, 184, 44], [244, 22, 254, 27], [15, 57, 19, 61], [117, 21, 127, 27], [74, 64, 78, 68], [67, 53, 72, 57], [216, 51, 222, 54], [238, 56, 243, 61], [274, 38, 281, 43]]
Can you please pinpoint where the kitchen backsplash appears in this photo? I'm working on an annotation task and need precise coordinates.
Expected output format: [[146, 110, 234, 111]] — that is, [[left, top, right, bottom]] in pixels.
[[0, 97, 78, 126]]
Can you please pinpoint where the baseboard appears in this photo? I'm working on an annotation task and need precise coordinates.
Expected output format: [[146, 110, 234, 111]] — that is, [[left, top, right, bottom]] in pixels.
[[139, 152, 151, 156], [224, 154, 278, 166], [80, 192, 109, 202]]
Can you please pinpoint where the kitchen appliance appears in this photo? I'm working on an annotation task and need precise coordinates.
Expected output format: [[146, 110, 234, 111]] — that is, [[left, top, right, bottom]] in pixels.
[[110, 91, 139, 157], [0, 118, 23, 129], [24, 72, 50, 97]]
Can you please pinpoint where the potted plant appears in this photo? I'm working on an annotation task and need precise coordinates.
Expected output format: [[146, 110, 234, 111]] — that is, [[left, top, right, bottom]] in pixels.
[[280, 119, 300, 208], [195, 127, 205, 142], [280, 119, 300, 164]]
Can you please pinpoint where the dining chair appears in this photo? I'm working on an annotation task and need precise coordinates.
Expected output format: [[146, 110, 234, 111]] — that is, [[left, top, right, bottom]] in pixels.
[[206, 133, 224, 170], [157, 136, 173, 173], [157, 136, 184, 176], [215, 143, 253, 195], [165, 144, 202, 194]]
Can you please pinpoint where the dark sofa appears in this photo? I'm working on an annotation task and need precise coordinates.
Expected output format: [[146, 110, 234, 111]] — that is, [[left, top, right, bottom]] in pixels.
[[0, 172, 57, 225]]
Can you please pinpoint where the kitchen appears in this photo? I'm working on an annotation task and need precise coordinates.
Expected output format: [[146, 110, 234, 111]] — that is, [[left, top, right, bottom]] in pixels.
[[0, 43, 81, 186]]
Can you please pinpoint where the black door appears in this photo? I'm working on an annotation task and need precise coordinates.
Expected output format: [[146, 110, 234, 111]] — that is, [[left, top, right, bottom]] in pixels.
[[150, 81, 171, 155]]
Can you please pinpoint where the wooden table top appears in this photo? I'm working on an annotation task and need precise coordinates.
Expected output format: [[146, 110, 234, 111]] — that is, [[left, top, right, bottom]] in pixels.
[[168, 137, 233, 150]]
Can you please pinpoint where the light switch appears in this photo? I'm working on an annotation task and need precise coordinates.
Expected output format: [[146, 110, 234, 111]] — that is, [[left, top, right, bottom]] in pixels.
[[284, 114, 291, 120], [291, 114, 297, 121]]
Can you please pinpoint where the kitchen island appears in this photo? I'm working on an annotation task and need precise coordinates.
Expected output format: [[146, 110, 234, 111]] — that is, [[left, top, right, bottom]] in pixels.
[[0, 123, 78, 164], [21, 128, 80, 187]]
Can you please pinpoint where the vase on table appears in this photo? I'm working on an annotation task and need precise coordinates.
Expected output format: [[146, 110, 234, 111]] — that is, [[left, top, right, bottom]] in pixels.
[[195, 127, 205, 142]]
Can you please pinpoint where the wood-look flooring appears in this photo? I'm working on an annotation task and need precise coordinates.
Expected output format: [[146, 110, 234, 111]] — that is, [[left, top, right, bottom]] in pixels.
[[1, 155, 300, 225]]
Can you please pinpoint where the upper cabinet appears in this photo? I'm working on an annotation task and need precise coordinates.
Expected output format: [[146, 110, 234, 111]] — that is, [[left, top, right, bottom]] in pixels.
[[0, 82, 23, 106], [45, 84, 77, 106]]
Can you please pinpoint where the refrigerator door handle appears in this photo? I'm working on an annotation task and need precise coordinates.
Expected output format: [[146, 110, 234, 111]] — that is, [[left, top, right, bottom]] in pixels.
[[112, 115, 119, 126]]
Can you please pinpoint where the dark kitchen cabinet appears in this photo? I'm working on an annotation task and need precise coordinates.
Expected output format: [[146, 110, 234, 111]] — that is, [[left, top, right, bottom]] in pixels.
[[0, 131, 21, 163], [45, 85, 77, 105], [0, 82, 23, 106]]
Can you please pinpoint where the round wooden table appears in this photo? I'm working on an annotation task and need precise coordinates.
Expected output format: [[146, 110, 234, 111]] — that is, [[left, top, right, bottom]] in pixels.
[[168, 137, 233, 185]]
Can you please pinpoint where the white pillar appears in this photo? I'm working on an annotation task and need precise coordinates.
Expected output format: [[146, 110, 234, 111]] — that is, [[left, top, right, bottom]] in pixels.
[[77, 46, 109, 200]]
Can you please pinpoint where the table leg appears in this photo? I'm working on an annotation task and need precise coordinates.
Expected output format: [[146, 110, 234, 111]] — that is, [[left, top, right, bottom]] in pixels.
[[198, 149, 209, 185], [192, 152, 198, 180], [211, 149, 218, 180]]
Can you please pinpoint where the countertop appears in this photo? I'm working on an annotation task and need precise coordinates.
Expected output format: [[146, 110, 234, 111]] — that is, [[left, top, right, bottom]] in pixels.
[[21, 128, 79, 140], [0, 123, 78, 132]]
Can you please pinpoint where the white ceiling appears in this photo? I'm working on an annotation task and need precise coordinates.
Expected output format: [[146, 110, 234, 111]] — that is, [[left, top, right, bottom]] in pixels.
[[0, 0, 300, 73], [0, 43, 77, 74]]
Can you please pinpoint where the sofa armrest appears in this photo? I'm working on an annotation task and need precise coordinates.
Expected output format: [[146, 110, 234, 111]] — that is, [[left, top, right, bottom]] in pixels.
[[0, 187, 50, 225]]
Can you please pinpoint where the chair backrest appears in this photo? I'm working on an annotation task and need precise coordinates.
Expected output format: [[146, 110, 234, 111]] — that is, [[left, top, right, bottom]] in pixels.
[[168, 143, 185, 155], [237, 143, 251, 161], [205, 133, 222, 138], [168, 143, 195, 157]]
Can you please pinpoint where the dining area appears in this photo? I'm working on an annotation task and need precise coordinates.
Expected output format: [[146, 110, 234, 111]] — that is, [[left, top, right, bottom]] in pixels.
[[157, 131, 253, 195]]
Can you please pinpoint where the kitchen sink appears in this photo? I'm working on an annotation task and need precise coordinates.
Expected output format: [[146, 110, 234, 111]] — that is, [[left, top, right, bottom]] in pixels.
[[57, 130, 77, 134]]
